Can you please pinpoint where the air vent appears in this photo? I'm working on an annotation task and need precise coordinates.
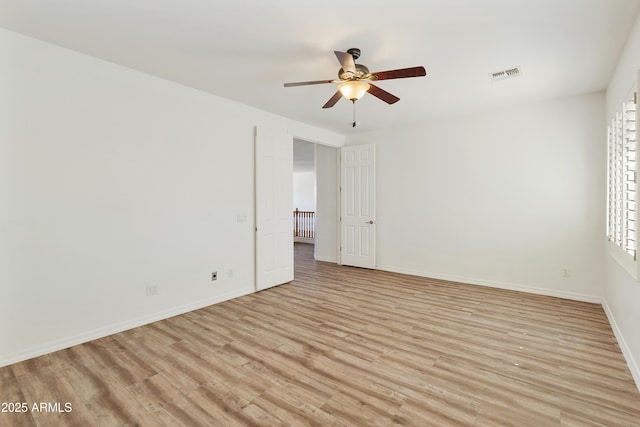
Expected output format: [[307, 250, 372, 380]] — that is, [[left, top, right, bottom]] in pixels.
[[489, 66, 522, 82]]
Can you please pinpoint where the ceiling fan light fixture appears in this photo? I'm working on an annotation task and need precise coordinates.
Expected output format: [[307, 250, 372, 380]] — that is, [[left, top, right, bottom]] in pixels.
[[338, 80, 370, 101]]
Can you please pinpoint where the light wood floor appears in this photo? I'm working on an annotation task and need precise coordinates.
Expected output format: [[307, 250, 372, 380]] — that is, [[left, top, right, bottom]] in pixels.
[[2, 243, 639, 426]]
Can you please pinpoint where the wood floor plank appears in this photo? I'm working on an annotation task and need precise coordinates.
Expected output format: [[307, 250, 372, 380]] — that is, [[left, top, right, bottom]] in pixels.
[[0, 368, 36, 427], [1, 242, 639, 426]]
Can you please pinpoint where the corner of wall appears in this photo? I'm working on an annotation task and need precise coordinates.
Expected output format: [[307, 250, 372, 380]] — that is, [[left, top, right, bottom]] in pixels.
[[601, 298, 640, 392]]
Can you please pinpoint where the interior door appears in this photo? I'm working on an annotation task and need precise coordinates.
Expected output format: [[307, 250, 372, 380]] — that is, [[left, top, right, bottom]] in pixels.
[[341, 144, 376, 269], [255, 127, 293, 291]]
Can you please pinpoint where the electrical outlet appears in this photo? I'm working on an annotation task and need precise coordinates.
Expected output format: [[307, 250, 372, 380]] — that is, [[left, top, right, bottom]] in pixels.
[[211, 271, 218, 281], [562, 268, 570, 278], [146, 285, 158, 296], [228, 269, 233, 278]]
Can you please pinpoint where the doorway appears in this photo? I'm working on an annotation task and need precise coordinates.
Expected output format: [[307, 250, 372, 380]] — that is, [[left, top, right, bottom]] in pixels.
[[293, 139, 339, 264], [255, 127, 340, 292], [293, 140, 316, 246]]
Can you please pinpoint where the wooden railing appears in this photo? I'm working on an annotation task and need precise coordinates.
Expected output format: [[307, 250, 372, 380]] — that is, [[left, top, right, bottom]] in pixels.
[[293, 209, 315, 239]]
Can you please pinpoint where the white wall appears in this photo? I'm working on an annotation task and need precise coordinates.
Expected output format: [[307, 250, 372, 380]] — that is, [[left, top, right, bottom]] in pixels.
[[315, 144, 338, 262], [604, 12, 640, 389], [2, 21, 633, 387], [347, 92, 605, 302], [0, 28, 343, 366], [293, 171, 316, 212]]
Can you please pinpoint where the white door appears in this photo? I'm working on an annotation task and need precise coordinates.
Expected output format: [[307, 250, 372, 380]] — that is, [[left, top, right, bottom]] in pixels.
[[255, 127, 294, 291], [341, 144, 376, 269]]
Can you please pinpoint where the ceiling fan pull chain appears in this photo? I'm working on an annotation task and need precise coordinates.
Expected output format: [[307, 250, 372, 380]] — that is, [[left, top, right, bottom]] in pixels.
[[352, 100, 357, 128]]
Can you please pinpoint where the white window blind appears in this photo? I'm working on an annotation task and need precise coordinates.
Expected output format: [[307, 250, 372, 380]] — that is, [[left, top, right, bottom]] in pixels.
[[607, 87, 637, 260]]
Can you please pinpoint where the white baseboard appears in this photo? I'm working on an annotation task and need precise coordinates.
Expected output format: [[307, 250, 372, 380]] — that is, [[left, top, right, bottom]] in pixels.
[[601, 300, 640, 392], [0, 287, 254, 368], [315, 255, 337, 263], [376, 264, 602, 304]]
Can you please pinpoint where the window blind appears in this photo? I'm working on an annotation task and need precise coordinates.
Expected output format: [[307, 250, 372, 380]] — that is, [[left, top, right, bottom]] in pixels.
[[607, 88, 637, 259]]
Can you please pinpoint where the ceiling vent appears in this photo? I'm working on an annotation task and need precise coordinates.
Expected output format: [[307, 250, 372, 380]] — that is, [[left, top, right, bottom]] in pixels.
[[489, 66, 522, 82]]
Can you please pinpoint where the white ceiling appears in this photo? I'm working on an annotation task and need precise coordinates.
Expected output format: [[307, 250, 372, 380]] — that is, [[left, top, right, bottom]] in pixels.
[[1, 0, 639, 134]]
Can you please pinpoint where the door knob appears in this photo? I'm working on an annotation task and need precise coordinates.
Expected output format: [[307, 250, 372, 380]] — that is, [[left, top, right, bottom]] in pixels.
[[366, 220, 374, 224]]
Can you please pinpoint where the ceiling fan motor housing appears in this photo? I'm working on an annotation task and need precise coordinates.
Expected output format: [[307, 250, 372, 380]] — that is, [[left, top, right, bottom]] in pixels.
[[339, 64, 370, 80]]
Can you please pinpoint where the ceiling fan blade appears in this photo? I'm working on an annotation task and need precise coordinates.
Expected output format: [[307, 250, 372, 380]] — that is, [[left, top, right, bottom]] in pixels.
[[367, 84, 400, 105], [322, 91, 343, 109], [334, 51, 356, 74], [284, 79, 335, 87], [370, 66, 426, 81]]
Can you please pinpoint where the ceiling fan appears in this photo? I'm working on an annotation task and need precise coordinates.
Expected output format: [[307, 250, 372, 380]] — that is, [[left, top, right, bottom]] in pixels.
[[284, 48, 426, 111]]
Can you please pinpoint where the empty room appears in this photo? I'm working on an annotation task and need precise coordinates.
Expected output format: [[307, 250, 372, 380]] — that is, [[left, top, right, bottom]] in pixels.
[[2, 0, 640, 425]]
